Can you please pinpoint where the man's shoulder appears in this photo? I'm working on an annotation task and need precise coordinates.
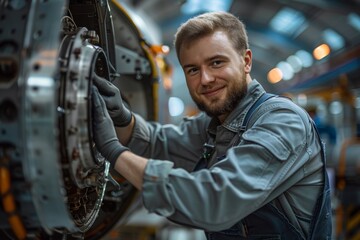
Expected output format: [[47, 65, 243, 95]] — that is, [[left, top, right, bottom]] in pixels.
[[260, 94, 307, 114], [253, 94, 312, 129]]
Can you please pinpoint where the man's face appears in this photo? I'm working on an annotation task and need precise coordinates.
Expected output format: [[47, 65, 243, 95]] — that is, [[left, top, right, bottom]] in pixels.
[[179, 31, 252, 121]]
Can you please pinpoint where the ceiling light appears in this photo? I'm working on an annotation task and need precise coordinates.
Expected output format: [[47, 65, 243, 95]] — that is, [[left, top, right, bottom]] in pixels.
[[287, 55, 302, 73], [348, 12, 360, 31], [181, 0, 233, 15], [277, 61, 294, 80], [270, 7, 306, 35], [322, 29, 344, 51], [313, 43, 331, 60], [295, 50, 313, 68], [267, 68, 283, 84]]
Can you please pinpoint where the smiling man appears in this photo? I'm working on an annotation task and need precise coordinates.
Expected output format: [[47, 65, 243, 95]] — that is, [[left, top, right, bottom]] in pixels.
[[92, 11, 332, 240], [179, 30, 249, 122]]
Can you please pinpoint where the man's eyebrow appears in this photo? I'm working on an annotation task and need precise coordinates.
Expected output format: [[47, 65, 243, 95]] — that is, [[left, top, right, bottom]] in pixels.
[[182, 63, 196, 69], [208, 55, 224, 61], [182, 55, 226, 69]]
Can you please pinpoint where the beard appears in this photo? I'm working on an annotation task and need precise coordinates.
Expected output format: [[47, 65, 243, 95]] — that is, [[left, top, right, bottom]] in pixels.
[[192, 75, 248, 118]]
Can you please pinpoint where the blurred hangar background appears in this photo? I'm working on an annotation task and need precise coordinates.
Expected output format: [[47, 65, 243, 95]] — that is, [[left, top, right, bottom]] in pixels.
[[0, 0, 360, 239]]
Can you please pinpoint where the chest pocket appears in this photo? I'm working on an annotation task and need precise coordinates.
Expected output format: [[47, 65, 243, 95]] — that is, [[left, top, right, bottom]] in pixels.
[[242, 129, 290, 161]]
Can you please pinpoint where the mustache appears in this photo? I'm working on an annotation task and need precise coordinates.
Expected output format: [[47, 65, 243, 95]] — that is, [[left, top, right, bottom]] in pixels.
[[199, 85, 225, 94]]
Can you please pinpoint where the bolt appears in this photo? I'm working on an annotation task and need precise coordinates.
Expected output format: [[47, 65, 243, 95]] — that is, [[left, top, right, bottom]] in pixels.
[[66, 101, 76, 110], [68, 126, 78, 135], [73, 47, 81, 59], [71, 147, 79, 160]]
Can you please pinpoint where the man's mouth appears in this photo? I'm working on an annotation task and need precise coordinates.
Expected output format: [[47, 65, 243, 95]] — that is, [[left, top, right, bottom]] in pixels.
[[202, 86, 225, 98]]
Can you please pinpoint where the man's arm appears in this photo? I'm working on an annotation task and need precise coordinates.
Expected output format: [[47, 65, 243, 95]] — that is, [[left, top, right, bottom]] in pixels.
[[114, 151, 147, 190], [115, 115, 135, 145], [91, 86, 147, 189]]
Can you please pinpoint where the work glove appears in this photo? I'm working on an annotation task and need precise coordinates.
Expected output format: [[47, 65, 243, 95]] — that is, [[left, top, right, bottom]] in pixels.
[[93, 74, 132, 127], [92, 86, 129, 167]]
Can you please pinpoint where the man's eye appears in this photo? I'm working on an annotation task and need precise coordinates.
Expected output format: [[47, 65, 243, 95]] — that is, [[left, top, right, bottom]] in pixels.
[[212, 60, 223, 67], [187, 68, 198, 75]]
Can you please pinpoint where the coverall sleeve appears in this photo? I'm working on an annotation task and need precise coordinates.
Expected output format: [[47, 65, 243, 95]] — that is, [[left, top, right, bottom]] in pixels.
[[127, 112, 210, 171], [141, 106, 323, 232]]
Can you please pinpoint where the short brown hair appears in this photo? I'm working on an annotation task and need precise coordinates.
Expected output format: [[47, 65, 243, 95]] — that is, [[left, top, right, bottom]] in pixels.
[[174, 11, 249, 58]]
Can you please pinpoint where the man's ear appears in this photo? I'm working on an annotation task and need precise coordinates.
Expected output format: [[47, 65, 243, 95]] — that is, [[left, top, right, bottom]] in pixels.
[[244, 49, 252, 73]]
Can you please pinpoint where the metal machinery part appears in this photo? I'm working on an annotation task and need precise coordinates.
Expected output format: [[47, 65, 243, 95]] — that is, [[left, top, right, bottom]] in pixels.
[[0, 0, 159, 239], [109, 0, 160, 121]]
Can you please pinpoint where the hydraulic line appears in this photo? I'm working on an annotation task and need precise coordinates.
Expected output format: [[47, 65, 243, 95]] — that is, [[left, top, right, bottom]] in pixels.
[[0, 151, 26, 240]]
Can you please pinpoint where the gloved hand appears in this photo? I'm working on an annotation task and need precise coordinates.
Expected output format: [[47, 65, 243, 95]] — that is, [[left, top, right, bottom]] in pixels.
[[92, 86, 129, 167], [93, 74, 132, 127]]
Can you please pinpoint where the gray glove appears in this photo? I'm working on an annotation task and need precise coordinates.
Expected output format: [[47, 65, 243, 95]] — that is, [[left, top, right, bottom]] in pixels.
[[92, 86, 129, 167], [93, 74, 132, 127]]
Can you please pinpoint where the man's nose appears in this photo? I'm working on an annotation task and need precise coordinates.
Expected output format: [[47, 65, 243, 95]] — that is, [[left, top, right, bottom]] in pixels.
[[200, 68, 214, 85]]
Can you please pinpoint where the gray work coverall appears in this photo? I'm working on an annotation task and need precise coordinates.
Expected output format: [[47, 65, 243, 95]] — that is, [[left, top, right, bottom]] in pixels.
[[127, 80, 332, 239]]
